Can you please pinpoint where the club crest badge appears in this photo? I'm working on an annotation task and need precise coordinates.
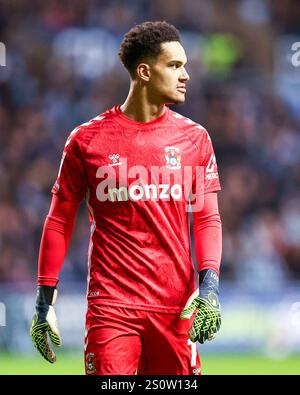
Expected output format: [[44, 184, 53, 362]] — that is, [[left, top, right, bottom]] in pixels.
[[193, 367, 201, 375], [86, 352, 97, 374], [164, 147, 181, 169]]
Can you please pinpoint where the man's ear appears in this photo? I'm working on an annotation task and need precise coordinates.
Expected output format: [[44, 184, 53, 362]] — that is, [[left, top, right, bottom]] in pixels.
[[136, 63, 151, 82]]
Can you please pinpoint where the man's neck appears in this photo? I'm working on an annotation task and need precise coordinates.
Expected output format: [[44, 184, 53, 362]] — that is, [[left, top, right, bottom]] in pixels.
[[120, 84, 166, 123]]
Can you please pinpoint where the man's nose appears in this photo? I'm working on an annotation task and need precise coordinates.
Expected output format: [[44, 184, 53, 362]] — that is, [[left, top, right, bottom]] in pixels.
[[180, 68, 190, 81]]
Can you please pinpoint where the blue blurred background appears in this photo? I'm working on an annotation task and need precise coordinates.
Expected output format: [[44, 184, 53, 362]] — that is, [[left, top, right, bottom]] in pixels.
[[0, 0, 300, 361]]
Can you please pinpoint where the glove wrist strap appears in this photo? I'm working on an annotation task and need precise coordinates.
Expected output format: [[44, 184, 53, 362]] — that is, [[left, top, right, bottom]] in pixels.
[[36, 285, 57, 306], [199, 269, 219, 289]]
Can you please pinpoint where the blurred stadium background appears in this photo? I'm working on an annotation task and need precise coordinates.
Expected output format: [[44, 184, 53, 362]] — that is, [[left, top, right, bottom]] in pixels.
[[1, 0, 300, 375]]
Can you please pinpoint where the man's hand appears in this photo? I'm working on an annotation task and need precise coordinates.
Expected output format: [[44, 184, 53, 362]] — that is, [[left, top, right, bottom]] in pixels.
[[180, 269, 221, 344], [30, 285, 62, 363]]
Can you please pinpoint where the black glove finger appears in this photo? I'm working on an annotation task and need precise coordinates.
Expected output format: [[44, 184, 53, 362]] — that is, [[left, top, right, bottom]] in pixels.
[[207, 332, 216, 341], [209, 319, 218, 334], [36, 335, 56, 363], [31, 326, 46, 349], [216, 316, 221, 332], [48, 328, 62, 347], [199, 332, 209, 344], [31, 324, 56, 363], [199, 314, 210, 334], [190, 324, 202, 343], [198, 335, 204, 344], [37, 344, 56, 363]]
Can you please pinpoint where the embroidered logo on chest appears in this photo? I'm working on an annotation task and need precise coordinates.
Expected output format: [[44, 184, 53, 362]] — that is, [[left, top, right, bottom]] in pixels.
[[164, 147, 181, 169]]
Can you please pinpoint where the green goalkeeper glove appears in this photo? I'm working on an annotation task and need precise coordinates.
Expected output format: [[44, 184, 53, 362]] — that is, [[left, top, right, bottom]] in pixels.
[[180, 269, 221, 344], [30, 285, 62, 363]]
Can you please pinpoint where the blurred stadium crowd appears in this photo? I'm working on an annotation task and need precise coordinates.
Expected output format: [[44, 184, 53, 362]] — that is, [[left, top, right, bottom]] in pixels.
[[1, 0, 300, 290]]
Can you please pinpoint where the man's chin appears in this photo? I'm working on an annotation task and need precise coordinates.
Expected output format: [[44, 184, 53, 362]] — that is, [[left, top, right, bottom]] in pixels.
[[175, 98, 186, 104], [165, 96, 186, 105]]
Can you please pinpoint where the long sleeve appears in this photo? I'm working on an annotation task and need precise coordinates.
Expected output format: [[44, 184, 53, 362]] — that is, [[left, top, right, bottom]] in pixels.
[[193, 192, 222, 275], [37, 194, 80, 286]]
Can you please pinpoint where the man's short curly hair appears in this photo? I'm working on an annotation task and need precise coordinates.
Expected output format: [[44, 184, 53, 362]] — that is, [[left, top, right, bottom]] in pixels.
[[119, 21, 181, 78]]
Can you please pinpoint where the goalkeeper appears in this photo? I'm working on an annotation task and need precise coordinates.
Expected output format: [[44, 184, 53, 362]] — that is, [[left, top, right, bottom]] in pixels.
[[30, 20, 222, 374]]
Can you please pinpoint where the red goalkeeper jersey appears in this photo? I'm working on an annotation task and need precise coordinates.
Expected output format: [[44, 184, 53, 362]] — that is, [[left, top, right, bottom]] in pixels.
[[51, 105, 221, 313]]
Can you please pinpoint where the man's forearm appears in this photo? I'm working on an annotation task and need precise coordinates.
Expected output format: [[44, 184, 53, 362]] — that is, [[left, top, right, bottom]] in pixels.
[[37, 195, 80, 286], [193, 192, 222, 275]]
